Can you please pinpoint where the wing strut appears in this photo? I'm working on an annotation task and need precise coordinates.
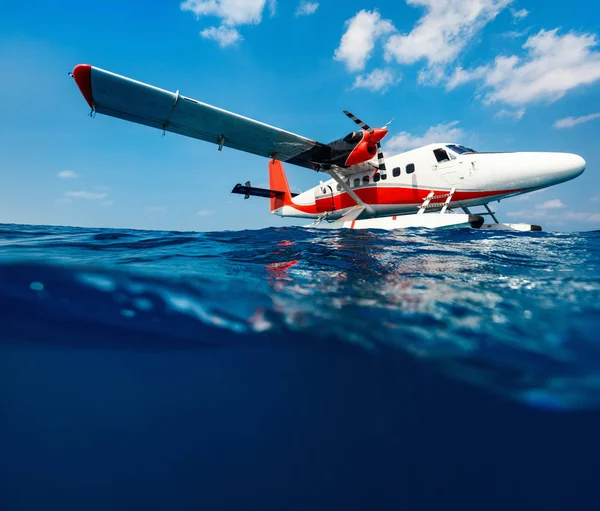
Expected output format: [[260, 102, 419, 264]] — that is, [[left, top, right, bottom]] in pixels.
[[483, 203, 499, 223], [326, 169, 375, 216]]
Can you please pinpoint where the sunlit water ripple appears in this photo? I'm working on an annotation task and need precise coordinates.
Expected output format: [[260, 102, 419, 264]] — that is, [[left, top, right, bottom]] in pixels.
[[1, 223, 598, 411]]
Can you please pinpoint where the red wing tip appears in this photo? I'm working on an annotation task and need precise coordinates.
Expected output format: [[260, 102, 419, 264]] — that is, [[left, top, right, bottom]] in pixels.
[[72, 64, 94, 109]]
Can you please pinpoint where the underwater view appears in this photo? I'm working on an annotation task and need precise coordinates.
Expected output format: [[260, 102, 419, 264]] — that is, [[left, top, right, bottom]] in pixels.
[[1, 223, 600, 509]]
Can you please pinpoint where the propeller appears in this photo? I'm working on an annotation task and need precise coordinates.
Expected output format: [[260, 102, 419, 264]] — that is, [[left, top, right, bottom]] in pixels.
[[375, 144, 387, 178], [343, 110, 374, 133], [343, 110, 390, 174]]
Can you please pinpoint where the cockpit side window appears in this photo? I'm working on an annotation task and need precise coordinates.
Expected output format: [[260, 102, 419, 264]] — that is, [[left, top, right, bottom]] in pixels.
[[433, 148, 450, 163], [353, 178, 360, 187]]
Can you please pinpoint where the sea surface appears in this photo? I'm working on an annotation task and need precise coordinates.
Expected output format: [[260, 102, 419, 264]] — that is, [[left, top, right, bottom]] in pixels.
[[1, 223, 599, 510]]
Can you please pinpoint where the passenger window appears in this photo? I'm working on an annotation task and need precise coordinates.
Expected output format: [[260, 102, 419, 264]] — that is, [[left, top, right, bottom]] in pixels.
[[336, 184, 341, 191], [393, 167, 401, 177], [406, 163, 415, 174], [373, 173, 381, 183], [362, 176, 370, 185], [433, 148, 450, 163], [353, 178, 360, 187], [381, 173, 387, 180]]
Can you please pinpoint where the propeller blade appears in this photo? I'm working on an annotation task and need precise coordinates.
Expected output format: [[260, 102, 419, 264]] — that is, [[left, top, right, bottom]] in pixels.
[[383, 117, 395, 129], [377, 143, 387, 173], [372, 142, 387, 178], [343, 110, 373, 133]]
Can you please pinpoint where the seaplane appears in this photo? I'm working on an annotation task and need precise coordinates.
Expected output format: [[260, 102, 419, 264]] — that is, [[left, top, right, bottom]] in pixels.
[[70, 64, 586, 231]]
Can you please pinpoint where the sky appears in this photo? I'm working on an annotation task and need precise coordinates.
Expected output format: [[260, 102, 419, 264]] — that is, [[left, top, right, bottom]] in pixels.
[[0, 0, 599, 232]]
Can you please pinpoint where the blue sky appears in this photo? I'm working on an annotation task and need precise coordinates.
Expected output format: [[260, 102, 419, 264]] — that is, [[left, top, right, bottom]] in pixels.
[[0, 0, 599, 231]]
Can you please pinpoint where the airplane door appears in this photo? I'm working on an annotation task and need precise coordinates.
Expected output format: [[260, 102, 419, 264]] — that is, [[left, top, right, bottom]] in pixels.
[[314, 184, 335, 213], [432, 147, 468, 185]]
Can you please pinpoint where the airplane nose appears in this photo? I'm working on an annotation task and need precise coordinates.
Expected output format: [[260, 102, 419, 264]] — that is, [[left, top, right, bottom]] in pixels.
[[566, 154, 586, 177], [541, 152, 585, 182], [489, 151, 585, 191]]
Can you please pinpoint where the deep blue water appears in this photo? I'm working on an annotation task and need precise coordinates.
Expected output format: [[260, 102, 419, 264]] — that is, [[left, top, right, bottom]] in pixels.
[[1, 223, 599, 510]]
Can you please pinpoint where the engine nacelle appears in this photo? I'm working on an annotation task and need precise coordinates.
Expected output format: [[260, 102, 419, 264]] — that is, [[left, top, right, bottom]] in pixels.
[[310, 127, 389, 169], [344, 128, 388, 166], [345, 139, 377, 166]]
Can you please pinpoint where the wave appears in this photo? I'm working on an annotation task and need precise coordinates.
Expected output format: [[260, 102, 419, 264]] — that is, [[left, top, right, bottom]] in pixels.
[[0, 223, 599, 410]]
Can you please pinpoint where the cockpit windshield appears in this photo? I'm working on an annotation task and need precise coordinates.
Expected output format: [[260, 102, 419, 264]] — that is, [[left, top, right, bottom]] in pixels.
[[446, 144, 477, 154]]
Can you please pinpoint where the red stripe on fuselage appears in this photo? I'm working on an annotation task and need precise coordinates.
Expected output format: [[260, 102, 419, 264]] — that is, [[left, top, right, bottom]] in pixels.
[[288, 186, 526, 215]]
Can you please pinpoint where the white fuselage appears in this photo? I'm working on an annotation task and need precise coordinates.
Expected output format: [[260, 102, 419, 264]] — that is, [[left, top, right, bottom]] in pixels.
[[274, 143, 586, 219]]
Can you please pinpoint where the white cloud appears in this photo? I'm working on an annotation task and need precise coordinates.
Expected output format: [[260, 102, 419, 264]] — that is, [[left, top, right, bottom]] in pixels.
[[449, 29, 600, 106], [506, 205, 600, 225], [503, 28, 530, 39], [64, 191, 108, 200], [564, 211, 600, 222], [536, 199, 565, 210], [100, 200, 114, 207], [181, 0, 273, 46], [295, 1, 318, 16], [590, 196, 600, 202], [200, 25, 242, 47], [353, 68, 399, 93], [553, 112, 600, 128], [386, 120, 464, 152], [510, 7, 528, 22], [180, 0, 270, 25], [58, 170, 78, 179], [384, 0, 511, 80], [496, 108, 526, 120], [334, 10, 395, 72], [446, 65, 487, 89], [197, 209, 215, 217]]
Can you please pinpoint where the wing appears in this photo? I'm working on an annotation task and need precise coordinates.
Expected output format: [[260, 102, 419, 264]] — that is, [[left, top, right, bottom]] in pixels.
[[71, 64, 331, 171]]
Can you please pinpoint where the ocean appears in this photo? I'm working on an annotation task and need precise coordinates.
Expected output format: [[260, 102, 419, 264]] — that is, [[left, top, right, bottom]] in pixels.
[[1, 223, 599, 510]]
